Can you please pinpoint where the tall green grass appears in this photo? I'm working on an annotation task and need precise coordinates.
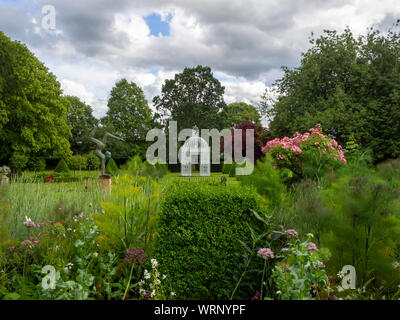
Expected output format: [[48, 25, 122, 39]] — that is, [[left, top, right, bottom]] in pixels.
[[6, 176, 108, 241]]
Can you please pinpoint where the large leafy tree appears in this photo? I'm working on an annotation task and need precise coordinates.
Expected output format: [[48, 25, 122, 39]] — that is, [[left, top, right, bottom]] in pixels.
[[0, 31, 71, 166], [153, 65, 226, 131], [220, 102, 261, 128], [65, 96, 99, 155], [265, 22, 400, 162], [101, 79, 153, 158]]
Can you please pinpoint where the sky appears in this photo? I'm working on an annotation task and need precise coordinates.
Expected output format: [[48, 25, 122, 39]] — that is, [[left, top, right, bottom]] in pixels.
[[0, 0, 399, 119]]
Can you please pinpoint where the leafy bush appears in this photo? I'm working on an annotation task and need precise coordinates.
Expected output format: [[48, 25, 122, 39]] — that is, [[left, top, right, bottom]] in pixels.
[[262, 124, 346, 181], [86, 152, 100, 170], [67, 155, 88, 171], [222, 158, 237, 177], [153, 182, 263, 299], [10, 153, 28, 172], [271, 235, 329, 300], [28, 158, 46, 171], [236, 155, 287, 208], [105, 158, 119, 176], [54, 159, 70, 173]]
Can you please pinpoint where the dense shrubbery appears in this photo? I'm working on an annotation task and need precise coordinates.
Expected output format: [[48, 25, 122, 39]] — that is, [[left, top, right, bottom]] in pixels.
[[262, 124, 346, 182], [153, 182, 264, 299]]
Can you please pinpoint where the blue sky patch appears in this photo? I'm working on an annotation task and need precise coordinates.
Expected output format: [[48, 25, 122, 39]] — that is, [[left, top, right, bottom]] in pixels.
[[144, 12, 171, 37]]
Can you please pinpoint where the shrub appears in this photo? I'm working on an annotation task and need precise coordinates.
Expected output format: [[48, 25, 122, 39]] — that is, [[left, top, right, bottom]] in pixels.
[[28, 158, 46, 171], [262, 124, 346, 181], [153, 182, 263, 299], [86, 152, 100, 170], [222, 158, 236, 177], [54, 159, 70, 173], [105, 158, 119, 176], [10, 153, 28, 172], [67, 155, 88, 171], [236, 155, 287, 208]]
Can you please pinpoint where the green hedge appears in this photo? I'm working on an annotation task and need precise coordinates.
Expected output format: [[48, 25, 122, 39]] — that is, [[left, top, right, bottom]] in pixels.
[[153, 182, 263, 299], [105, 158, 119, 176], [54, 159, 70, 173]]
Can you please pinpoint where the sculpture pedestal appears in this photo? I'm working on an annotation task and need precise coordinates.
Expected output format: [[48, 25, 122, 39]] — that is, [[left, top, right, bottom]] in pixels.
[[99, 174, 111, 194], [0, 175, 9, 185]]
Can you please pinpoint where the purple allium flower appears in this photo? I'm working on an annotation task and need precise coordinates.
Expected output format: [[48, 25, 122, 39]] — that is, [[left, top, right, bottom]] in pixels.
[[124, 248, 147, 265], [257, 248, 275, 260], [305, 242, 319, 253], [285, 229, 299, 239], [85, 185, 89, 190], [251, 290, 260, 300]]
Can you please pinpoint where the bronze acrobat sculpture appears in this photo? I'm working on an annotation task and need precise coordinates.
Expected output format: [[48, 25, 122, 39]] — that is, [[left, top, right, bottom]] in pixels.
[[89, 129, 124, 175]]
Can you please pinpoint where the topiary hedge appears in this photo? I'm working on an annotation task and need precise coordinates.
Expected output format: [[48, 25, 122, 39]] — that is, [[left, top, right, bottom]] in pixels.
[[54, 159, 70, 173], [153, 182, 264, 299], [105, 158, 119, 176]]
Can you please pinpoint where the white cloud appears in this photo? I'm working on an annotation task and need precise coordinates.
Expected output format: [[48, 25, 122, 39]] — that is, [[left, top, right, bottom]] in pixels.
[[1, 0, 399, 121]]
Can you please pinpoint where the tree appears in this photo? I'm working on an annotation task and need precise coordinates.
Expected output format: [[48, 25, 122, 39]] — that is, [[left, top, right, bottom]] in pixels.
[[65, 96, 99, 155], [153, 65, 226, 131], [101, 79, 153, 159], [220, 102, 261, 128], [222, 121, 271, 163], [0, 31, 71, 165], [264, 22, 400, 162]]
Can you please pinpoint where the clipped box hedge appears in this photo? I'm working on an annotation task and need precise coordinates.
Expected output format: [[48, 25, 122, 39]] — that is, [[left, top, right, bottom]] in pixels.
[[153, 182, 264, 299]]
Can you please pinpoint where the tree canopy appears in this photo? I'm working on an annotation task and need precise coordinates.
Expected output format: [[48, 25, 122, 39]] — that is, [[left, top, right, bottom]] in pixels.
[[264, 23, 400, 162], [65, 95, 99, 155], [101, 79, 153, 159], [153, 65, 226, 131], [0, 31, 71, 166], [220, 102, 261, 128]]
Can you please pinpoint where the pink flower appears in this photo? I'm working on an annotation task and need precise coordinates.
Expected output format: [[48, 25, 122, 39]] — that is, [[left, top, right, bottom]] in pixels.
[[257, 248, 275, 260], [10, 246, 15, 251], [85, 185, 89, 190], [285, 229, 299, 239], [251, 290, 260, 300], [37, 222, 42, 228], [34, 238, 39, 244], [305, 242, 318, 253]]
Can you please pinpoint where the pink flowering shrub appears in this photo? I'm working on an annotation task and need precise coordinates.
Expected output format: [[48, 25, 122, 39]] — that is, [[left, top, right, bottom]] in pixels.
[[262, 124, 346, 178]]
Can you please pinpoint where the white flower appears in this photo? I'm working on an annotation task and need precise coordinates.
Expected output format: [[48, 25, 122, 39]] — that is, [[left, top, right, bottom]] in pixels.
[[171, 292, 176, 297], [163, 274, 167, 280], [144, 269, 151, 279], [156, 279, 161, 285], [139, 288, 147, 295], [392, 261, 400, 269], [150, 290, 156, 298], [151, 258, 158, 269]]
